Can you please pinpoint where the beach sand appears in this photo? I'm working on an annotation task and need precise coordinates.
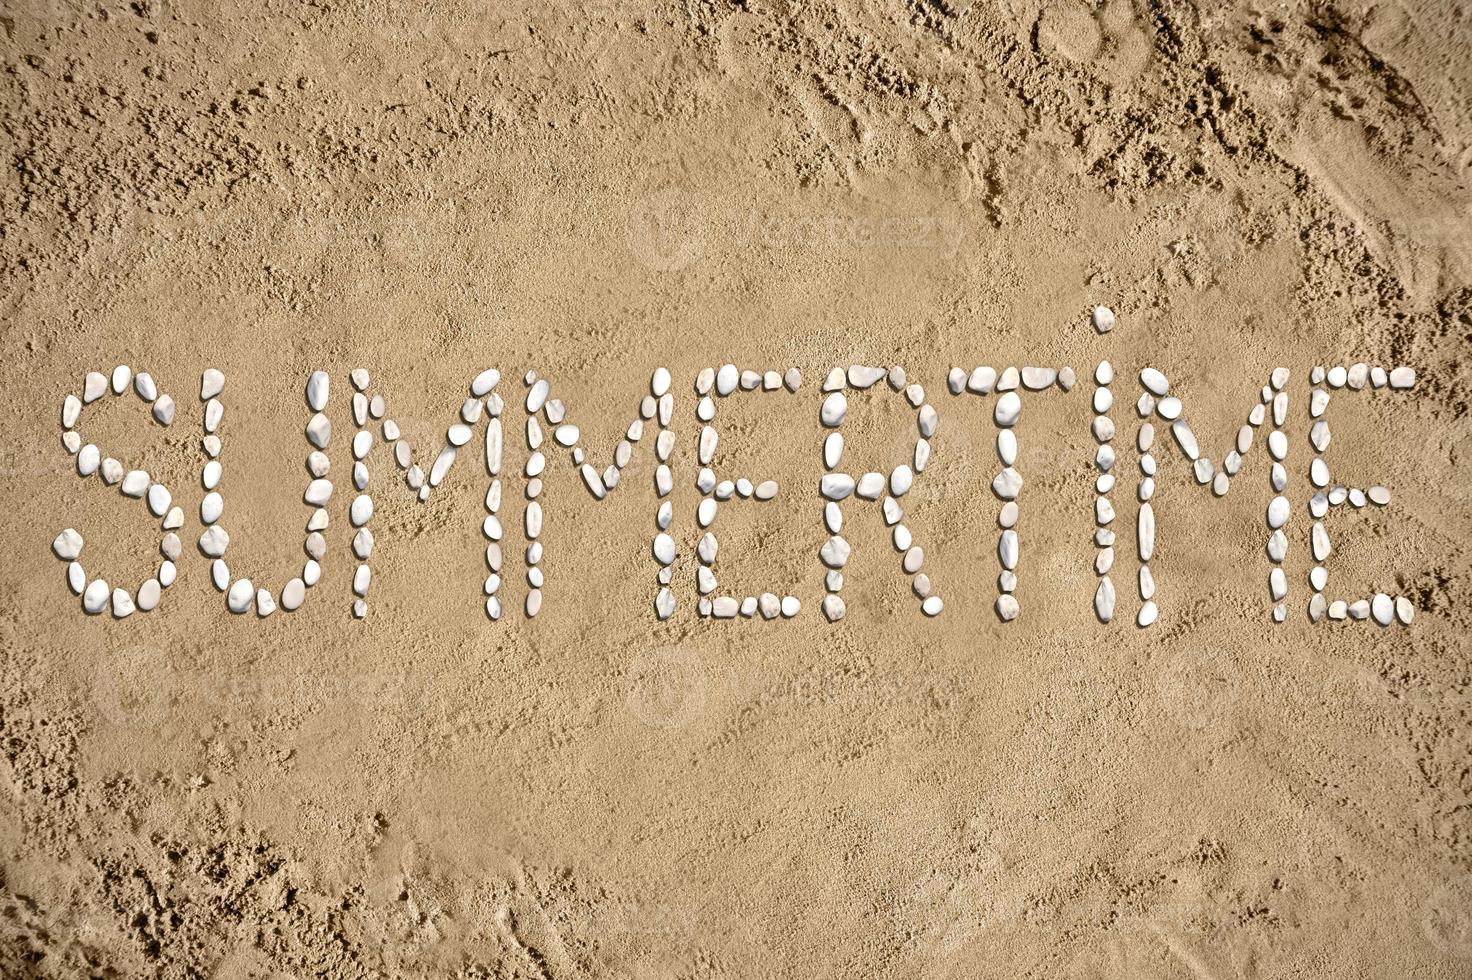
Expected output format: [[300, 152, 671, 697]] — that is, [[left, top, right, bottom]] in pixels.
[[1, 0, 1470, 975]]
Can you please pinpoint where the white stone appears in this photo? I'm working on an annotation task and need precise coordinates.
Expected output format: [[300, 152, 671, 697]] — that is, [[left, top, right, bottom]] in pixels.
[[992, 468, 1023, 500], [201, 368, 225, 400], [121, 470, 149, 497], [821, 393, 847, 427], [999, 530, 1018, 570], [967, 367, 996, 393], [1138, 600, 1158, 627], [306, 413, 331, 449], [820, 536, 851, 568], [305, 371, 330, 411], [305, 479, 333, 506], [856, 472, 885, 499], [821, 474, 854, 500], [1268, 496, 1290, 529], [1395, 596, 1414, 624], [847, 365, 887, 388], [1095, 577, 1115, 622], [1389, 366, 1415, 389], [83, 371, 108, 403], [996, 594, 1019, 621], [888, 465, 913, 497], [994, 391, 1021, 427], [81, 578, 109, 613], [77, 444, 102, 477], [110, 587, 135, 618], [1022, 367, 1056, 390], [998, 430, 1017, 465], [351, 495, 373, 526], [1172, 421, 1198, 460], [918, 404, 937, 437], [1371, 592, 1394, 626], [53, 527, 85, 560], [147, 483, 171, 517], [781, 596, 801, 617], [1140, 368, 1169, 396], [221, 578, 250, 613], [1138, 503, 1155, 560], [1092, 306, 1115, 333]]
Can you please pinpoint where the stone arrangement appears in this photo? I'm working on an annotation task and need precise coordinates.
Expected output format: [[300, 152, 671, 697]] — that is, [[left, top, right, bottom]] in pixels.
[[55, 365, 183, 617], [1305, 363, 1416, 625], [50, 355, 1425, 626], [528, 367, 676, 620], [819, 364, 939, 622], [947, 363, 1074, 622], [1133, 366, 1292, 626], [694, 364, 800, 620]]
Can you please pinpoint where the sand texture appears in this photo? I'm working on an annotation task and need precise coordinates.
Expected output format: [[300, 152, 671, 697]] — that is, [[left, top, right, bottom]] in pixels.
[[1, 0, 1471, 976]]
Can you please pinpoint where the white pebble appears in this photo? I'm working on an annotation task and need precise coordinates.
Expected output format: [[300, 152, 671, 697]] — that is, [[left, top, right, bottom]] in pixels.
[[307, 371, 329, 411], [821, 392, 847, 427]]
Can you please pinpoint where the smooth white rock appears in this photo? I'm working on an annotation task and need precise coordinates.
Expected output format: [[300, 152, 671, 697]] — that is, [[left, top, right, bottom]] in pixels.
[[820, 536, 851, 568], [1022, 367, 1056, 390], [77, 444, 100, 476], [992, 468, 1023, 500], [821, 393, 847, 427], [121, 470, 149, 497], [918, 404, 938, 437], [81, 578, 109, 613], [48, 531, 90, 572], [1268, 496, 1290, 529], [821, 474, 854, 500], [998, 430, 1017, 465], [1138, 600, 1158, 627], [967, 366, 996, 393], [856, 472, 885, 499], [147, 483, 172, 517], [994, 391, 1021, 427], [1095, 577, 1116, 622], [110, 587, 135, 618], [996, 594, 1019, 621], [306, 413, 331, 449], [84, 371, 108, 403], [848, 365, 887, 388], [350, 495, 373, 526], [999, 530, 1018, 570], [1140, 368, 1169, 396], [200, 368, 225, 400], [1139, 503, 1155, 560], [1371, 592, 1394, 626], [1092, 307, 1115, 333], [227, 578, 254, 613], [1395, 596, 1414, 624], [1388, 366, 1415, 388], [305, 479, 333, 506]]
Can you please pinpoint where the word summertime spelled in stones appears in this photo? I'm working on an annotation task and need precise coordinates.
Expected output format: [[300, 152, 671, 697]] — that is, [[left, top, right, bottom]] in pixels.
[[50, 319, 1421, 629]]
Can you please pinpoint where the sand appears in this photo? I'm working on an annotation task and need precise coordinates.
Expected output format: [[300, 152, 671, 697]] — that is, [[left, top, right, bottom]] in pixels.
[[2, 0, 1471, 976]]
